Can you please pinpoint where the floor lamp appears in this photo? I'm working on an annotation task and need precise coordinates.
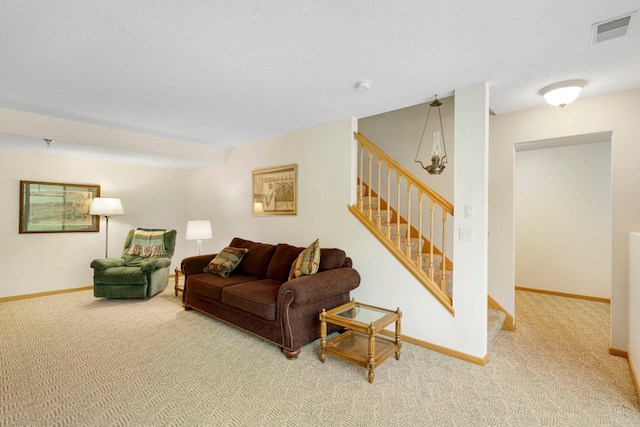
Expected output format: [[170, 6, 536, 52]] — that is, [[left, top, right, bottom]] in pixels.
[[90, 197, 125, 258], [186, 220, 212, 255]]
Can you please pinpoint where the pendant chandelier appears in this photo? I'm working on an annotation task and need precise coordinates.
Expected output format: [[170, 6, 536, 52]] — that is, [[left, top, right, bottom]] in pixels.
[[414, 96, 447, 175]]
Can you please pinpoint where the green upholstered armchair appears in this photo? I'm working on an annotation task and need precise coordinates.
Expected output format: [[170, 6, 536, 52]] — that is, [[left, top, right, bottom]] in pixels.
[[91, 229, 177, 298]]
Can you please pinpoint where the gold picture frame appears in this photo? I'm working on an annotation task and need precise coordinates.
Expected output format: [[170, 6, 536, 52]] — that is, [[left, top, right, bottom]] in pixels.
[[252, 164, 297, 216], [19, 180, 101, 233]]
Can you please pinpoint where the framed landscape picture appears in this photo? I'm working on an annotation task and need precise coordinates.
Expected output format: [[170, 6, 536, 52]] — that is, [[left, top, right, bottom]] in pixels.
[[252, 164, 297, 216], [19, 180, 101, 233]]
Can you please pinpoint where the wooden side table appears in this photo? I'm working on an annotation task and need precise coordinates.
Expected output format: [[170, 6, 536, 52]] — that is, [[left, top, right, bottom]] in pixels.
[[174, 267, 184, 296], [320, 299, 401, 383]]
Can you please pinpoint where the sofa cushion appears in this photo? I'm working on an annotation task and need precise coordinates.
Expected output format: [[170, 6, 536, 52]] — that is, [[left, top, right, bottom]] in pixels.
[[187, 273, 262, 302], [221, 279, 283, 321], [203, 246, 249, 278], [229, 237, 277, 277], [289, 239, 320, 280], [266, 244, 304, 282], [319, 248, 347, 271]]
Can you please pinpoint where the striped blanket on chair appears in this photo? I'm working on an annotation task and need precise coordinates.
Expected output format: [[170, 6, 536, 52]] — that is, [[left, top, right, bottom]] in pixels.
[[126, 228, 167, 257]]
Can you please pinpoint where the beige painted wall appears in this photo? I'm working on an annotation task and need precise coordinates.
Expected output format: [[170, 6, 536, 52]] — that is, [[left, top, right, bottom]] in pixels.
[[0, 147, 189, 298], [489, 87, 640, 350]]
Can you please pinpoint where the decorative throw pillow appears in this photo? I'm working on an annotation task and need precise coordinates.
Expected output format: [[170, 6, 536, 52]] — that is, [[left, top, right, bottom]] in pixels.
[[288, 239, 321, 280], [204, 246, 249, 278]]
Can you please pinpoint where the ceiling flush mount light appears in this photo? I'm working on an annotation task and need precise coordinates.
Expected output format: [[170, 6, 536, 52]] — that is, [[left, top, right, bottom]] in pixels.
[[355, 79, 372, 90], [539, 80, 586, 107], [414, 96, 447, 175]]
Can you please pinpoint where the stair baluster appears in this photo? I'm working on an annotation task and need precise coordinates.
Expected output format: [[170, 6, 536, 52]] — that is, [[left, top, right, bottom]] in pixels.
[[395, 175, 401, 247], [386, 167, 391, 240], [358, 144, 364, 212], [367, 151, 373, 221], [429, 199, 435, 281], [376, 158, 382, 229], [405, 183, 412, 258], [417, 191, 423, 269]]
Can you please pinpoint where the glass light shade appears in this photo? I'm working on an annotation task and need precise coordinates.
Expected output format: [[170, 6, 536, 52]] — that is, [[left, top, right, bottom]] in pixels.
[[431, 130, 442, 157], [540, 80, 586, 107], [89, 198, 124, 216], [186, 220, 212, 240]]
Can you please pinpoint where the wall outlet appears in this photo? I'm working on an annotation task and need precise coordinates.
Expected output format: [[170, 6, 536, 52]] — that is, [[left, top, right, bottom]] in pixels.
[[459, 227, 474, 241]]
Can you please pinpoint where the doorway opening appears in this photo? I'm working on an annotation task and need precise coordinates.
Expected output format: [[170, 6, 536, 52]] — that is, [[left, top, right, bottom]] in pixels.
[[514, 131, 612, 300]]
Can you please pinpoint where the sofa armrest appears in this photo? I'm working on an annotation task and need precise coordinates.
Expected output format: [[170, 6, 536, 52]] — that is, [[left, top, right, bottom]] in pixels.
[[181, 254, 217, 276], [278, 267, 361, 308], [90, 258, 126, 270]]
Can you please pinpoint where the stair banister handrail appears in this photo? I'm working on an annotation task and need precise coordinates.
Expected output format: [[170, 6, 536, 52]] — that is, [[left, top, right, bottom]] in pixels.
[[354, 132, 454, 216]]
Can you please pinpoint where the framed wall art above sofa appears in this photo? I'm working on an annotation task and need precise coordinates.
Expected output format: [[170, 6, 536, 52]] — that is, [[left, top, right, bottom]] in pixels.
[[252, 164, 297, 216]]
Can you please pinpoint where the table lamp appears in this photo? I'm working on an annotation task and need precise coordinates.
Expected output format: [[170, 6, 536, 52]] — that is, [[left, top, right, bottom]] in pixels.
[[186, 220, 212, 255]]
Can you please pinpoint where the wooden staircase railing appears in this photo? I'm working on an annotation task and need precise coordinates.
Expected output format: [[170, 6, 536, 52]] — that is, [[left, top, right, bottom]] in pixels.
[[349, 132, 455, 314]]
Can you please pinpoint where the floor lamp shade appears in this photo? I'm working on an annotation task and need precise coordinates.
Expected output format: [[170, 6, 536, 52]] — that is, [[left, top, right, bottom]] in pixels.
[[89, 198, 125, 217], [186, 220, 212, 255], [90, 198, 125, 258]]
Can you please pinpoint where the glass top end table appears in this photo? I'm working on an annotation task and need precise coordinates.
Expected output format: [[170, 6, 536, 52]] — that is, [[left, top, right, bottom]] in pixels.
[[319, 299, 402, 383]]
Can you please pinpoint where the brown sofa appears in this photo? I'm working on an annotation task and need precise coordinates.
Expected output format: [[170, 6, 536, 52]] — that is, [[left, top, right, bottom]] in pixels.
[[181, 237, 360, 359]]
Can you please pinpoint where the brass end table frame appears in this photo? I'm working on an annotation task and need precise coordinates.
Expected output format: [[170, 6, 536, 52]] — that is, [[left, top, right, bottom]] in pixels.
[[319, 299, 401, 383], [174, 267, 184, 296]]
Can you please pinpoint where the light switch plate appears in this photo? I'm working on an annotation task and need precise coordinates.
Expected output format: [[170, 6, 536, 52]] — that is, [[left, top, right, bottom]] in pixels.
[[464, 205, 474, 219]]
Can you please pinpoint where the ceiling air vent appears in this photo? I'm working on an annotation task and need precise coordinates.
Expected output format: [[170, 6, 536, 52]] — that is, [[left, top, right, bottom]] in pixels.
[[592, 12, 635, 45]]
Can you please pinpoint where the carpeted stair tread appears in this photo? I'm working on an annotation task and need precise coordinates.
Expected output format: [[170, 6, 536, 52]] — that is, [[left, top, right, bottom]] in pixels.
[[420, 253, 444, 272], [397, 236, 422, 257], [431, 269, 453, 296], [361, 196, 380, 211], [381, 223, 409, 237]]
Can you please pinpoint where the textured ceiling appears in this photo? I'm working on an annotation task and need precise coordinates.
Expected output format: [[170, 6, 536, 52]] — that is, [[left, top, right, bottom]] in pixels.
[[0, 1, 639, 164]]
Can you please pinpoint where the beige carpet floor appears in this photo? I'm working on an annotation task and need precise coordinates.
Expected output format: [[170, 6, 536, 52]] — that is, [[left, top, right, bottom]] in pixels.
[[1, 287, 638, 426]]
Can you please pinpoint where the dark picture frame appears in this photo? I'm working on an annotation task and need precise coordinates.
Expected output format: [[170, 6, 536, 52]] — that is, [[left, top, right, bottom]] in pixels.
[[252, 164, 297, 216], [19, 180, 101, 233]]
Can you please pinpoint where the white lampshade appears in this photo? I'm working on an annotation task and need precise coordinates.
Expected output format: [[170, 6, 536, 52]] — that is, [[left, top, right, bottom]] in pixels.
[[540, 80, 586, 107], [186, 220, 212, 241], [89, 198, 124, 217]]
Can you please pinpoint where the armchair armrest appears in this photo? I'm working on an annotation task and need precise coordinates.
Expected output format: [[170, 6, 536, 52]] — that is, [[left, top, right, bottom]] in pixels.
[[181, 254, 217, 276], [90, 258, 126, 270], [139, 258, 171, 273], [278, 267, 361, 308]]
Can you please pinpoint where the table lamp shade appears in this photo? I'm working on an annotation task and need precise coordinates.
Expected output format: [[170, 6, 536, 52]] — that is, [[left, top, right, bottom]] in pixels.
[[90, 198, 125, 217], [186, 220, 212, 240], [186, 220, 212, 256]]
